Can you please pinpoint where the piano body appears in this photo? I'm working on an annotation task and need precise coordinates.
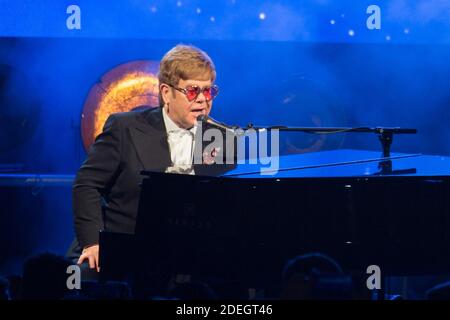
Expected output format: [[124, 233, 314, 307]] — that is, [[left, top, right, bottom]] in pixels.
[[100, 149, 450, 296]]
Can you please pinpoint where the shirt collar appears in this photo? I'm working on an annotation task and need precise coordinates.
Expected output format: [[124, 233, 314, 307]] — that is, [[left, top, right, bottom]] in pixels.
[[162, 107, 197, 135]]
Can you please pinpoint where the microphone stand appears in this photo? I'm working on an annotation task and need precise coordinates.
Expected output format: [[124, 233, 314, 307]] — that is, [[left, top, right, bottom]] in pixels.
[[242, 124, 417, 158], [200, 115, 418, 172]]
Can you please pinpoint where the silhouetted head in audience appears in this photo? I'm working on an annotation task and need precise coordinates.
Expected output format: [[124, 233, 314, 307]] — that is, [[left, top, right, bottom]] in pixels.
[[20, 252, 72, 300], [5, 275, 22, 300], [0, 277, 11, 300], [426, 281, 450, 300], [280, 252, 351, 300]]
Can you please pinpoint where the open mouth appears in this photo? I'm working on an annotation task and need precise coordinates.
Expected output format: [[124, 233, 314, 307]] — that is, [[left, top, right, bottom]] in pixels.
[[190, 108, 207, 117]]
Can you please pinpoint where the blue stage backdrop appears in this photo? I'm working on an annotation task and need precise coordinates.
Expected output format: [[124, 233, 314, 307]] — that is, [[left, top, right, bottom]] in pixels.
[[0, 0, 449, 284]]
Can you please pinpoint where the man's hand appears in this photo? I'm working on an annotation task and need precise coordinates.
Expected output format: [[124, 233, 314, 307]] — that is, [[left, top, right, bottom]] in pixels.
[[77, 244, 100, 272]]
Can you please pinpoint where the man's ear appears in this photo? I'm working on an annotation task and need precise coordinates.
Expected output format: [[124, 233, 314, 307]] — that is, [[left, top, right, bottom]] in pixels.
[[160, 84, 171, 105]]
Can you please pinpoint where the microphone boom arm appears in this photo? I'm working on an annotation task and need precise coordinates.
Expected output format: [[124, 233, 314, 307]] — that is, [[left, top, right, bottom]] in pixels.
[[197, 115, 417, 158]]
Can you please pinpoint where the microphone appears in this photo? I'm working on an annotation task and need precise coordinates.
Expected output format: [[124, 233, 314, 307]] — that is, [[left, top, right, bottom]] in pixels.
[[196, 115, 244, 135]]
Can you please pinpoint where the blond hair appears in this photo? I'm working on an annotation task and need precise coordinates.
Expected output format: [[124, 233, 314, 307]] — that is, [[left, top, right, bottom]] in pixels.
[[158, 44, 216, 107]]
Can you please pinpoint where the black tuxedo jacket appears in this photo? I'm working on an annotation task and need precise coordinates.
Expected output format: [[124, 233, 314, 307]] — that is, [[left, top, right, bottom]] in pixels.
[[71, 107, 235, 252]]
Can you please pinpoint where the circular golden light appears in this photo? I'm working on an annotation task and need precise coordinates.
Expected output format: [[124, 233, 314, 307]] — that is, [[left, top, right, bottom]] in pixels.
[[81, 60, 160, 151]]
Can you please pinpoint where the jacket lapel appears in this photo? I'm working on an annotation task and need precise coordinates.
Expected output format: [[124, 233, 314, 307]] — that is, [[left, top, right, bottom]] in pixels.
[[129, 107, 172, 170]]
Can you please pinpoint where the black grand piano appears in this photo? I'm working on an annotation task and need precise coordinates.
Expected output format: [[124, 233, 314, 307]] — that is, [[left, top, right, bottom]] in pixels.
[[100, 149, 450, 297]]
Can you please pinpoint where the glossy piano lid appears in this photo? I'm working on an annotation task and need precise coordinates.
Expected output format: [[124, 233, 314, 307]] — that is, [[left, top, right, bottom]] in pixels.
[[220, 149, 450, 178]]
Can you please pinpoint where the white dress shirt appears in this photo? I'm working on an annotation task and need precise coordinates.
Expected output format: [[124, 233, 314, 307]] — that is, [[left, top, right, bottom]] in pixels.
[[162, 107, 197, 170]]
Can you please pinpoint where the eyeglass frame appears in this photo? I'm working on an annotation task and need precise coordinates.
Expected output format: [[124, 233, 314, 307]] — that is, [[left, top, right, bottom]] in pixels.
[[166, 83, 220, 102]]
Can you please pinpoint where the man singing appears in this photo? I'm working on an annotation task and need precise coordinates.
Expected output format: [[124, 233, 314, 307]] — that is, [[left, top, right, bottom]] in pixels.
[[68, 44, 224, 273]]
